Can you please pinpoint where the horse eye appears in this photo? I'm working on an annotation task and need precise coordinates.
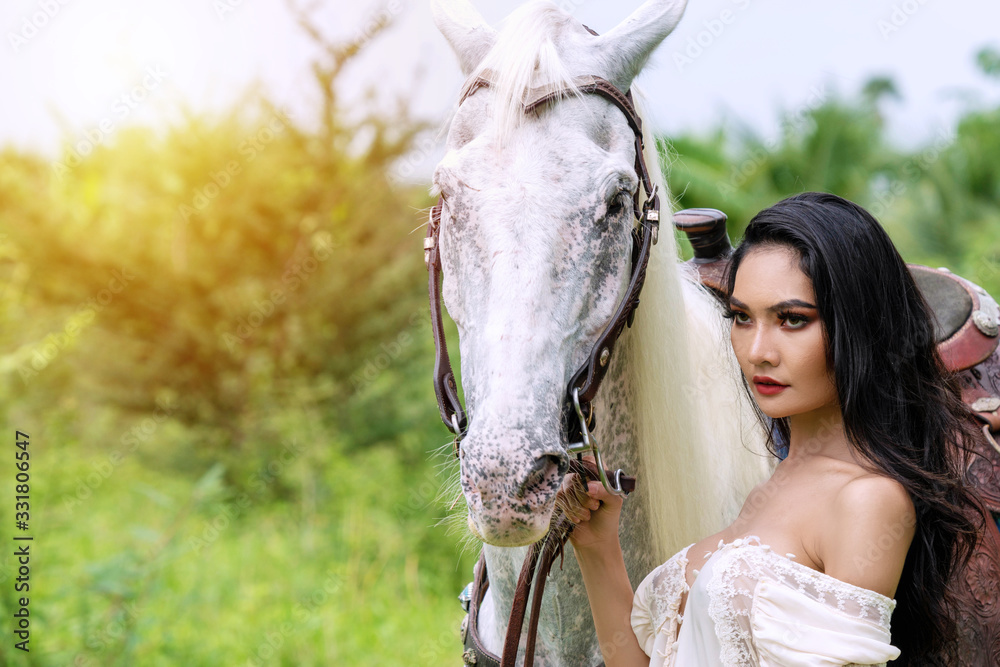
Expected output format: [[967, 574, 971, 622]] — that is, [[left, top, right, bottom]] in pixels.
[[606, 191, 631, 219]]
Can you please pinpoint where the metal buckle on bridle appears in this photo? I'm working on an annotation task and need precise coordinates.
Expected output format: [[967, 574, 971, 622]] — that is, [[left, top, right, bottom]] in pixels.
[[449, 413, 464, 458], [642, 183, 660, 245], [566, 387, 627, 496]]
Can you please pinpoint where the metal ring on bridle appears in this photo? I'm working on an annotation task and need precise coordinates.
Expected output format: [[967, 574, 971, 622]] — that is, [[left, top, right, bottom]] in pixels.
[[566, 387, 627, 496]]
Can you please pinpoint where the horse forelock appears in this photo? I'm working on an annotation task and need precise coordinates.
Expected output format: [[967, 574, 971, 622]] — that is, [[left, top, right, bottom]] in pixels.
[[468, 1, 595, 147]]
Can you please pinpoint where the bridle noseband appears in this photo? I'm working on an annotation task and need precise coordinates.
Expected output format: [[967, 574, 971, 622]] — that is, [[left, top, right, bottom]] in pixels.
[[424, 71, 661, 498]]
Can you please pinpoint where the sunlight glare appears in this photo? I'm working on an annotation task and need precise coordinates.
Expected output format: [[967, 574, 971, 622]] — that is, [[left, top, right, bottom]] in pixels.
[[46, 2, 193, 129]]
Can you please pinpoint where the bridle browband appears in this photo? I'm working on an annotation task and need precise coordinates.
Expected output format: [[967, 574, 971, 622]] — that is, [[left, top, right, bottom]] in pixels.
[[424, 71, 661, 494]]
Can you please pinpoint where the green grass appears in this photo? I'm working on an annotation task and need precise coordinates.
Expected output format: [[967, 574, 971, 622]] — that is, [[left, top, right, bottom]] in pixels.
[[0, 419, 476, 667]]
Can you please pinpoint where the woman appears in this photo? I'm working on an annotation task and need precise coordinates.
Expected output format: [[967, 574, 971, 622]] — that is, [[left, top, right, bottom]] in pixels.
[[565, 192, 983, 665]]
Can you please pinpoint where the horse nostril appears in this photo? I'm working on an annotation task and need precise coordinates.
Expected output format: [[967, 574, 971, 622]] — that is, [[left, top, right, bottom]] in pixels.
[[515, 454, 565, 499], [548, 453, 569, 478]]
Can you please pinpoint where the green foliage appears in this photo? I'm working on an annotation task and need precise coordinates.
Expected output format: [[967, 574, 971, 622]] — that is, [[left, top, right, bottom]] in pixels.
[[664, 74, 1000, 301], [976, 46, 1000, 79], [665, 83, 898, 240], [2, 100, 431, 454], [861, 76, 902, 104], [0, 427, 472, 667]]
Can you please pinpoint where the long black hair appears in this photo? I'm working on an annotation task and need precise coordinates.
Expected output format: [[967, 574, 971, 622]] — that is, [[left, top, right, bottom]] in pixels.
[[724, 192, 983, 663]]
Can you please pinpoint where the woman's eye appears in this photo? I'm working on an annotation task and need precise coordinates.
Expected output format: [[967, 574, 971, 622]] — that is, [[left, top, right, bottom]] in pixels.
[[732, 311, 750, 325], [781, 313, 809, 329]]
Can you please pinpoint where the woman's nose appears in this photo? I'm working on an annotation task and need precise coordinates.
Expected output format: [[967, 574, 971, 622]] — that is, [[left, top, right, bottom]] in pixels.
[[747, 325, 778, 366]]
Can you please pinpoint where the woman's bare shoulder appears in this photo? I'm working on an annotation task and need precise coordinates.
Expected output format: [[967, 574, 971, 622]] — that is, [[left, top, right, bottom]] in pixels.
[[820, 472, 916, 597], [834, 471, 915, 526]]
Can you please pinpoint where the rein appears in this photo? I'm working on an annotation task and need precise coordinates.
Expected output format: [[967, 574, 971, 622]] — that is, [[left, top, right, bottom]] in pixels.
[[423, 70, 660, 666], [461, 459, 635, 667]]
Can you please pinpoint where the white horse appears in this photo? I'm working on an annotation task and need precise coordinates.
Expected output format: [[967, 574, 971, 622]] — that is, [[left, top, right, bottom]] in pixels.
[[431, 0, 772, 663]]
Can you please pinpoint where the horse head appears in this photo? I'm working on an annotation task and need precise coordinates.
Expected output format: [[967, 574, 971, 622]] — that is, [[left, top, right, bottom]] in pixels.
[[432, 0, 687, 547]]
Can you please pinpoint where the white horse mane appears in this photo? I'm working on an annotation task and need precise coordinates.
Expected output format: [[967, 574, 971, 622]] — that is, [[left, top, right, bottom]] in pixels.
[[626, 93, 768, 562]]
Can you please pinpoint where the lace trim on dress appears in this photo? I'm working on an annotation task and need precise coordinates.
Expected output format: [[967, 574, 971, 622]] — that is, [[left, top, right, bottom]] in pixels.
[[704, 536, 896, 667], [644, 544, 691, 661]]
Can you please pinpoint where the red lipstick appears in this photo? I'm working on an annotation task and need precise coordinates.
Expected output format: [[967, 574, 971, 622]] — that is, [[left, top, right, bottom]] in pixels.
[[752, 375, 788, 396]]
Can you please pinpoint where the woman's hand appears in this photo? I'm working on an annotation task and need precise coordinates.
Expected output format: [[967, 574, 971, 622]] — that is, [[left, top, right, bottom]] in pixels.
[[560, 458, 626, 554], [560, 459, 649, 666]]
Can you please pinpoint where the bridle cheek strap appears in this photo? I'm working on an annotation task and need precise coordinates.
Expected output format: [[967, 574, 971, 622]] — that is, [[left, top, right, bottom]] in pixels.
[[424, 73, 661, 455], [425, 202, 467, 451]]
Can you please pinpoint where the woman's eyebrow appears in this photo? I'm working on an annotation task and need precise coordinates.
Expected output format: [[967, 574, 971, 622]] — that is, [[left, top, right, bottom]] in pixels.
[[728, 296, 818, 312]]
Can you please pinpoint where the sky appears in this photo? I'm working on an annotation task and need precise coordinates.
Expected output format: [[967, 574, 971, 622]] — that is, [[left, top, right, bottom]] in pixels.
[[1, 0, 999, 172]]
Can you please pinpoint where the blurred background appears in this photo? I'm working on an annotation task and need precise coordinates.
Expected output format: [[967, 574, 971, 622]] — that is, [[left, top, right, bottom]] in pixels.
[[0, 0, 998, 665]]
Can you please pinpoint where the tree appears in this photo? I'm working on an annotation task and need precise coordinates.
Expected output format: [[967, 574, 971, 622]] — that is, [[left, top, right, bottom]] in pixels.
[[665, 80, 897, 239], [0, 3, 440, 466]]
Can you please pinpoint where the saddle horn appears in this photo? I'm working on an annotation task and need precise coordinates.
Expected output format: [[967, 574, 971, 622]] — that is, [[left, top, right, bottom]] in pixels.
[[674, 207, 732, 299]]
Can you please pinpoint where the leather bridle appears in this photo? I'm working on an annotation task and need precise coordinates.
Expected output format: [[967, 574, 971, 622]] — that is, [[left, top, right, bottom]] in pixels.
[[423, 67, 661, 667], [423, 71, 661, 494]]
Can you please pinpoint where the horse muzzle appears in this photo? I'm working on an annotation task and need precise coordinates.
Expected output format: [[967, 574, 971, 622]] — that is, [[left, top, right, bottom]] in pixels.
[[459, 427, 569, 547]]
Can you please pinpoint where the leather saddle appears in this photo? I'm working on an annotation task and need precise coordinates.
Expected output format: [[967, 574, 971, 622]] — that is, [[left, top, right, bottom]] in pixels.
[[676, 208, 1000, 662]]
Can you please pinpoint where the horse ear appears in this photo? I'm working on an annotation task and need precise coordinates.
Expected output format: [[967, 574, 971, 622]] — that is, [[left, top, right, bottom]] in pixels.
[[597, 0, 688, 89], [431, 0, 497, 76]]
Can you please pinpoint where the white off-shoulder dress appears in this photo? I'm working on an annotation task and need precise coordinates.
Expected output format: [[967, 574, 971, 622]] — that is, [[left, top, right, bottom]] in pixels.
[[631, 536, 901, 666]]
